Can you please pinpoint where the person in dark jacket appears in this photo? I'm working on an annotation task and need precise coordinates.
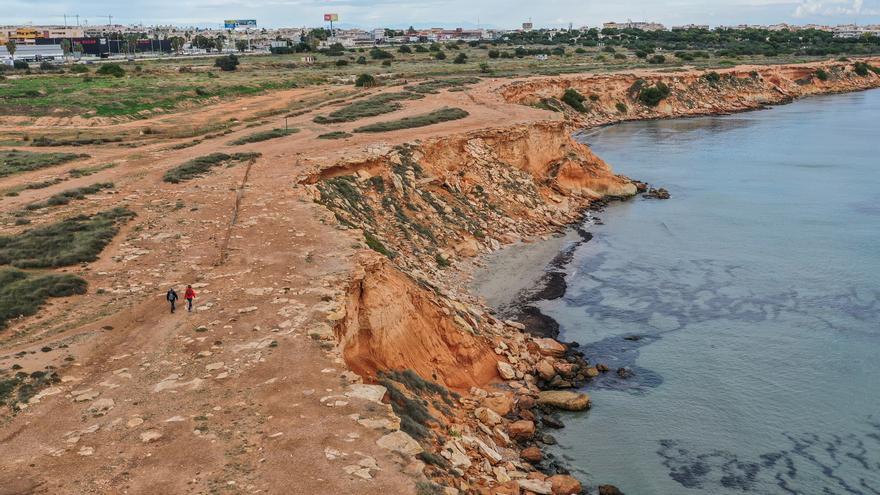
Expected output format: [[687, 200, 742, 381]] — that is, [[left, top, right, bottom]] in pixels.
[[166, 288, 178, 313], [184, 285, 196, 312]]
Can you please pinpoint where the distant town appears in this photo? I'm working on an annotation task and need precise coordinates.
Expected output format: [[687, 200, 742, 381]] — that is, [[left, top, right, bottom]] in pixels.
[[2, 19, 879, 64]]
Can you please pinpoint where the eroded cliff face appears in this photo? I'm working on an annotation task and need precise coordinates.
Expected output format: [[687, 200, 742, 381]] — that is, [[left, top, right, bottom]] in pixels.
[[336, 254, 500, 390], [307, 121, 634, 391], [502, 59, 880, 127]]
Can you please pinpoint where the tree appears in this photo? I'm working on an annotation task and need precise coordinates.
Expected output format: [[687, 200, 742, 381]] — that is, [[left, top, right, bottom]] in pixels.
[[214, 54, 240, 71], [398, 45, 412, 54], [453, 52, 468, 64], [5, 40, 16, 58], [170, 37, 184, 53], [61, 39, 71, 60], [235, 40, 248, 52]]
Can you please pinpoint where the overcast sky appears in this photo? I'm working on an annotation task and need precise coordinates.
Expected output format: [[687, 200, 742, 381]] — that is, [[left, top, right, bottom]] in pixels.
[[4, 0, 880, 28]]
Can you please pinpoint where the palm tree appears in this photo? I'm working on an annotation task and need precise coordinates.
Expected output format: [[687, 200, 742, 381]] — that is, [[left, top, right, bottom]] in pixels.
[[5, 40, 16, 58]]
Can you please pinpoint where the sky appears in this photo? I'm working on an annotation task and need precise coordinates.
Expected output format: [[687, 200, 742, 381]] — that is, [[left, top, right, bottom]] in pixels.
[[3, 0, 880, 29]]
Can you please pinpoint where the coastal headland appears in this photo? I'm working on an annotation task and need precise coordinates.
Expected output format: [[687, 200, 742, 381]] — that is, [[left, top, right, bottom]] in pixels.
[[0, 58, 878, 494]]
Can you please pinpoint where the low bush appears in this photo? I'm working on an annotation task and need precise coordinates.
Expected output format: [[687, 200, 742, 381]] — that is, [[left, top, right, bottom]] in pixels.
[[561, 88, 588, 112], [24, 182, 114, 211], [353, 108, 468, 133], [0, 268, 87, 329], [637, 82, 671, 107], [69, 64, 89, 74], [214, 54, 240, 71], [648, 54, 666, 64], [434, 51, 447, 60], [370, 48, 394, 60], [229, 128, 299, 145], [317, 131, 352, 140], [355, 73, 376, 87], [452, 53, 468, 64], [163, 152, 261, 183], [0, 207, 135, 269], [616, 102, 628, 113], [96, 63, 125, 77], [703, 71, 722, 83], [314, 92, 423, 124], [1, 151, 89, 178], [815, 68, 829, 81], [403, 77, 480, 94]]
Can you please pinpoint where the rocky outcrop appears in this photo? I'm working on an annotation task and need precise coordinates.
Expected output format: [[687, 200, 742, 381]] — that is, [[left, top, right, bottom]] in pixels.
[[501, 58, 880, 128]]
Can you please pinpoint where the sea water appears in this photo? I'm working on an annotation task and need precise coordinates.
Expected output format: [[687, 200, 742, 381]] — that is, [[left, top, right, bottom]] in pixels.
[[536, 89, 880, 494]]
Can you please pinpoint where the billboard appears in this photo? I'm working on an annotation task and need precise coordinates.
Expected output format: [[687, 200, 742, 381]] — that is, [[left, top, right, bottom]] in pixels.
[[323, 13, 339, 22], [224, 19, 257, 28], [522, 22, 534, 30]]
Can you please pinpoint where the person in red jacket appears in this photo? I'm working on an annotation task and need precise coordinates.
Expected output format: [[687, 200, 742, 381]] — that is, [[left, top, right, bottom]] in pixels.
[[184, 285, 196, 312]]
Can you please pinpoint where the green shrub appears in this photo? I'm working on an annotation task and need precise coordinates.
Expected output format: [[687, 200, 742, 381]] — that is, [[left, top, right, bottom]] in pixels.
[[353, 108, 468, 133], [616, 102, 628, 113], [369, 48, 394, 60], [317, 131, 352, 140], [69, 64, 89, 74], [335, 59, 349, 67], [488, 50, 500, 58], [24, 182, 114, 212], [364, 231, 394, 258], [0, 208, 135, 269], [852, 62, 878, 76], [453, 53, 468, 64], [314, 92, 422, 124], [561, 88, 588, 112], [402, 77, 480, 94], [214, 54, 240, 71], [434, 51, 447, 60], [355, 73, 376, 87], [0, 268, 87, 329], [703, 71, 721, 83], [229, 128, 299, 145], [356, 56, 367, 64], [815, 68, 829, 81], [163, 152, 261, 183], [1, 151, 89, 178], [648, 54, 666, 64], [96, 63, 125, 77], [637, 82, 671, 107], [398, 45, 412, 54]]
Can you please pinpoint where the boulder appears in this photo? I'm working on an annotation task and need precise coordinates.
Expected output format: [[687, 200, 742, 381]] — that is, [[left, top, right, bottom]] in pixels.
[[345, 384, 387, 403], [598, 485, 624, 495], [548, 475, 582, 495], [509, 420, 536, 440], [585, 367, 600, 378], [483, 395, 513, 416], [537, 391, 591, 411], [536, 360, 556, 381], [376, 431, 423, 456], [475, 407, 502, 426], [521, 446, 543, 463], [494, 481, 522, 495], [497, 361, 517, 380], [518, 479, 553, 495], [534, 338, 566, 357]]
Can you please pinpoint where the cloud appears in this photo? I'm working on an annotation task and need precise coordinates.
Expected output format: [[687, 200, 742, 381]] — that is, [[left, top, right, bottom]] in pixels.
[[793, 0, 879, 16]]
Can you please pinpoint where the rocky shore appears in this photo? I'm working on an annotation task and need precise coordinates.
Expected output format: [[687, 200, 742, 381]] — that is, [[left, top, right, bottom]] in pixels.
[[306, 58, 879, 494]]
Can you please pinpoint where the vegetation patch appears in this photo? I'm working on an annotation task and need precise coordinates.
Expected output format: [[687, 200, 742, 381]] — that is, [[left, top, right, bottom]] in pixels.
[[636, 81, 672, 107], [2, 178, 64, 197], [31, 136, 123, 147], [403, 77, 480, 94], [353, 108, 468, 133], [317, 131, 352, 140], [0, 207, 135, 268], [163, 152, 261, 183], [0, 268, 87, 330], [313, 92, 423, 124], [561, 88, 588, 112], [229, 128, 299, 145], [1, 150, 89, 178], [23, 182, 114, 212], [68, 163, 116, 178]]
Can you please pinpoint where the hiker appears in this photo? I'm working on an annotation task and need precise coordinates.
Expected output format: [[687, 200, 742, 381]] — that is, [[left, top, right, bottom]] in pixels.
[[166, 288, 178, 313], [184, 285, 196, 312]]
